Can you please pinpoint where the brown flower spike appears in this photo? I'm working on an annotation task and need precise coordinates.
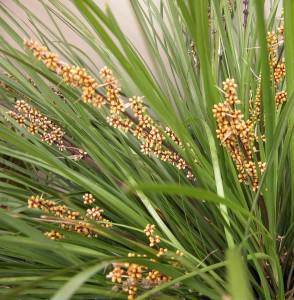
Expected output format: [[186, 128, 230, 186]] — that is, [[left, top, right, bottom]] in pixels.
[[106, 224, 174, 299], [213, 79, 266, 191], [24, 39, 195, 180], [28, 195, 112, 238], [7, 100, 65, 150]]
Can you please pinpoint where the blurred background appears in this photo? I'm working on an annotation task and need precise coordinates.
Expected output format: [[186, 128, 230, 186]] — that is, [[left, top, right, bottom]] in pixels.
[[1, 0, 282, 71]]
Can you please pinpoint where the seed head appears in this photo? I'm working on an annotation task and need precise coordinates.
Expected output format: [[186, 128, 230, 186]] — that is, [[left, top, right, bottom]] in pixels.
[[44, 230, 64, 240], [83, 193, 95, 205]]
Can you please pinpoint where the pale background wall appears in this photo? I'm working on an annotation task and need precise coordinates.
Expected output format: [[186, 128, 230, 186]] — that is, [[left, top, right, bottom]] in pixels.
[[0, 0, 282, 70], [0, 0, 155, 70]]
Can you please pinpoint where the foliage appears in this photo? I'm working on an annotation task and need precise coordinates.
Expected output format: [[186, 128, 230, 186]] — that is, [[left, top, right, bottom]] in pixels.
[[0, 0, 293, 299]]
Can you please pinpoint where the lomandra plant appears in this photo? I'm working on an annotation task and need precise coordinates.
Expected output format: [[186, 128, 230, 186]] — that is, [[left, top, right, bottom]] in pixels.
[[0, 0, 293, 299]]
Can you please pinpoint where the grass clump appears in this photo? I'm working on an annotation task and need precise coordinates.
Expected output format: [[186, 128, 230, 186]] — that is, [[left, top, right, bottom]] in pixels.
[[0, 1, 293, 299]]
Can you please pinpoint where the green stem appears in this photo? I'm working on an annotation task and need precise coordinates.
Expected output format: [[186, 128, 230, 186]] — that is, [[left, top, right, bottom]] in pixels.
[[204, 123, 234, 248]]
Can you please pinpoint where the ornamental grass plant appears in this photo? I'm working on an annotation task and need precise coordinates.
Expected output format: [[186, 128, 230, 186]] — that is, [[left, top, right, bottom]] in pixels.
[[0, 1, 293, 299]]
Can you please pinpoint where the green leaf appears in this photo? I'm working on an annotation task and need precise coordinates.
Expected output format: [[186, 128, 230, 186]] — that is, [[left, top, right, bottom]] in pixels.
[[227, 248, 254, 300], [51, 262, 108, 300]]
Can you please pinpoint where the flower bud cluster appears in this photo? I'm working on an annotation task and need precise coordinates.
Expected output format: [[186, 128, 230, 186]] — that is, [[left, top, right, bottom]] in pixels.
[[108, 262, 148, 300], [28, 194, 112, 238], [267, 30, 286, 87], [249, 77, 261, 123], [213, 79, 266, 191], [273, 60, 286, 85], [85, 206, 112, 228], [107, 223, 182, 299], [144, 224, 162, 249], [275, 91, 287, 109], [7, 100, 65, 150], [267, 31, 278, 68], [28, 195, 80, 220], [24, 40, 105, 108], [250, 23, 287, 132], [25, 40, 195, 180], [266, 24, 288, 111], [100, 75, 193, 178], [99, 67, 125, 114], [44, 230, 64, 240], [83, 193, 95, 205]]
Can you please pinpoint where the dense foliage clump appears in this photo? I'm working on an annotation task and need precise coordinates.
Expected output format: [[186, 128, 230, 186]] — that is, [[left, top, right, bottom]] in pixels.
[[0, 1, 293, 299]]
